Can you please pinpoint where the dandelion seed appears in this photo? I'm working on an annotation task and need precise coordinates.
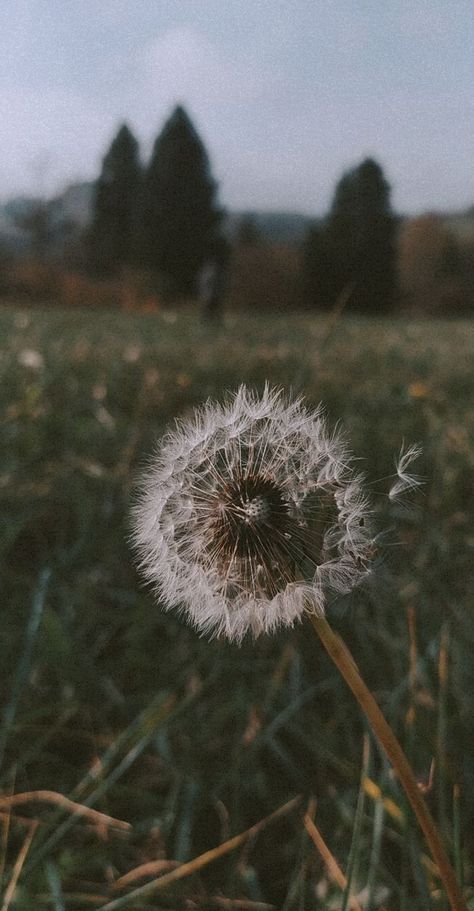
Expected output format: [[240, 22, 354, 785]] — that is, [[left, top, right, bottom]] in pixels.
[[389, 443, 423, 502], [131, 386, 373, 642], [17, 349, 44, 370], [123, 343, 142, 363]]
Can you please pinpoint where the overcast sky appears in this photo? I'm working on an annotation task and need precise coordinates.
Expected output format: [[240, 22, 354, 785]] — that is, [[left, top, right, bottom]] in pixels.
[[1, 0, 473, 215]]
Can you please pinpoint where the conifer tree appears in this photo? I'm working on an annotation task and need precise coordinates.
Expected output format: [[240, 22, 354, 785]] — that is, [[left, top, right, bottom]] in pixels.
[[89, 123, 141, 275], [347, 158, 397, 311], [143, 105, 222, 295], [302, 221, 338, 308], [304, 158, 397, 312]]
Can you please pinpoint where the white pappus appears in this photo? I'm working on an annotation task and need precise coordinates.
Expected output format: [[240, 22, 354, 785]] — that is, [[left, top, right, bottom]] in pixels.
[[389, 442, 423, 502], [131, 385, 375, 642]]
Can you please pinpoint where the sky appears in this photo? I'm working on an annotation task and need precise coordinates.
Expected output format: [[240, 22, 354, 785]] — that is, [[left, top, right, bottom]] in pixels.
[[1, 0, 473, 216]]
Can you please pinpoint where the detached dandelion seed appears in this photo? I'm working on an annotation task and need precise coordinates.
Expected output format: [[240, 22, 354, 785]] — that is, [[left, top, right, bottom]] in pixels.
[[389, 442, 423, 502], [132, 386, 372, 641]]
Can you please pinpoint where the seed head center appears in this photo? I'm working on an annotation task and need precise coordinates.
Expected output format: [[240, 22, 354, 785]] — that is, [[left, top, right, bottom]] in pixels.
[[209, 473, 291, 566], [241, 494, 271, 523]]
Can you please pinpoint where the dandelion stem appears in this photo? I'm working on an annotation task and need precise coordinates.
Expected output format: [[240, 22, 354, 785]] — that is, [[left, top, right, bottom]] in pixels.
[[310, 614, 466, 911]]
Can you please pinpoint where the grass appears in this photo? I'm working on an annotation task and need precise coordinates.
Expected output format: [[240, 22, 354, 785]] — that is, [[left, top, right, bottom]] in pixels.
[[0, 302, 473, 909]]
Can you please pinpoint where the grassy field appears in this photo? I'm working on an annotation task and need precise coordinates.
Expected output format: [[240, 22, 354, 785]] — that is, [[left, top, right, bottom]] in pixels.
[[1, 303, 473, 909]]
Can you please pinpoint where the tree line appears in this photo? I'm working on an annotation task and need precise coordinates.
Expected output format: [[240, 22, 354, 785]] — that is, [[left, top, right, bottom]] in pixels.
[[88, 105, 401, 312], [3, 104, 472, 315], [88, 106, 224, 297]]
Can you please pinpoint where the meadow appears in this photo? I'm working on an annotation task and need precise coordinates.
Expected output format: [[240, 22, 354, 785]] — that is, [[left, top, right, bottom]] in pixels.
[[1, 302, 473, 909]]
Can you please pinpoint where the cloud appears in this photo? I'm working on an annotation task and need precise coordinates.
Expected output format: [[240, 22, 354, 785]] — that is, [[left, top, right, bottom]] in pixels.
[[0, 10, 472, 213], [130, 26, 313, 209], [0, 83, 115, 197], [141, 27, 233, 107], [133, 26, 286, 135]]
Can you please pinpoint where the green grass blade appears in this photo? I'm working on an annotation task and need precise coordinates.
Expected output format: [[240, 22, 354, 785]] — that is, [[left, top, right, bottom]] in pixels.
[[341, 733, 370, 911], [24, 692, 178, 875], [45, 860, 65, 911], [0, 567, 51, 772]]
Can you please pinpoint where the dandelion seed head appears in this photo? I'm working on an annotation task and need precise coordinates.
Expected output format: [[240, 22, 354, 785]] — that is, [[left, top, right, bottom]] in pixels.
[[131, 386, 374, 642]]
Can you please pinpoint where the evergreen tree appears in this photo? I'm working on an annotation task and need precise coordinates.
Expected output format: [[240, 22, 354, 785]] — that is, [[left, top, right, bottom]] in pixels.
[[143, 105, 222, 296], [302, 221, 339, 308], [304, 158, 397, 312], [347, 158, 396, 311], [89, 123, 141, 275]]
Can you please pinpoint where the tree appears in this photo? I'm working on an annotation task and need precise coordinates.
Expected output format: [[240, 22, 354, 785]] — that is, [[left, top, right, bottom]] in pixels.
[[302, 221, 337, 308], [142, 105, 223, 296], [89, 123, 141, 275], [347, 158, 397, 311], [304, 158, 397, 312]]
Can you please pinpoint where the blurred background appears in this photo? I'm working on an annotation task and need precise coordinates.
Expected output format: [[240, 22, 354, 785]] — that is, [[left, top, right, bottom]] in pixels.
[[1, 3, 473, 909], [1, 0, 474, 315]]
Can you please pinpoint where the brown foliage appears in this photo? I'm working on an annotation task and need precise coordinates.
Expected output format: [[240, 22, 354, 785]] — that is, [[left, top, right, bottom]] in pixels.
[[5, 257, 61, 301], [1, 260, 163, 312], [60, 270, 161, 312], [398, 214, 470, 315], [227, 243, 302, 312]]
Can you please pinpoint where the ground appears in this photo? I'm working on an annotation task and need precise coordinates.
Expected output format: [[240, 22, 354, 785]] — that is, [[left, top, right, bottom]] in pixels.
[[1, 303, 473, 908]]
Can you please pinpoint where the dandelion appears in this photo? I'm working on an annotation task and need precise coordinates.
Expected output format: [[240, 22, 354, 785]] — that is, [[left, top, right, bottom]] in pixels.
[[130, 386, 465, 910], [132, 385, 373, 642]]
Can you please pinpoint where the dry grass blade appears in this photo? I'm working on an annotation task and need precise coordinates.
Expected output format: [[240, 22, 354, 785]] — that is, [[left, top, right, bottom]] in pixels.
[[362, 777, 404, 824], [113, 859, 180, 890], [0, 776, 15, 892], [99, 795, 302, 910], [319, 281, 355, 344], [37, 892, 105, 906], [304, 807, 364, 911], [0, 791, 130, 832], [1, 820, 38, 911], [208, 900, 276, 909]]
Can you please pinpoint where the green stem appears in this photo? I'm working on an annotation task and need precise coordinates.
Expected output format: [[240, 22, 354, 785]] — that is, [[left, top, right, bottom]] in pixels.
[[310, 614, 466, 911]]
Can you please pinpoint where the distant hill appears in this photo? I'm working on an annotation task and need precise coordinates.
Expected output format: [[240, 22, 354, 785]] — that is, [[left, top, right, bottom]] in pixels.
[[3, 179, 474, 255], [0, 182, 314, 253], [0, 182, 94, 254], [0, 196, 40, 252], [225, 210, 314, 246], [49, 182, 94, 230]]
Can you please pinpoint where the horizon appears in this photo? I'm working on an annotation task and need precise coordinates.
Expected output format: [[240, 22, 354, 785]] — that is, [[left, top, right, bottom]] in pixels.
[[1, 1, 474, 217], [2, 166, 474, 222]]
